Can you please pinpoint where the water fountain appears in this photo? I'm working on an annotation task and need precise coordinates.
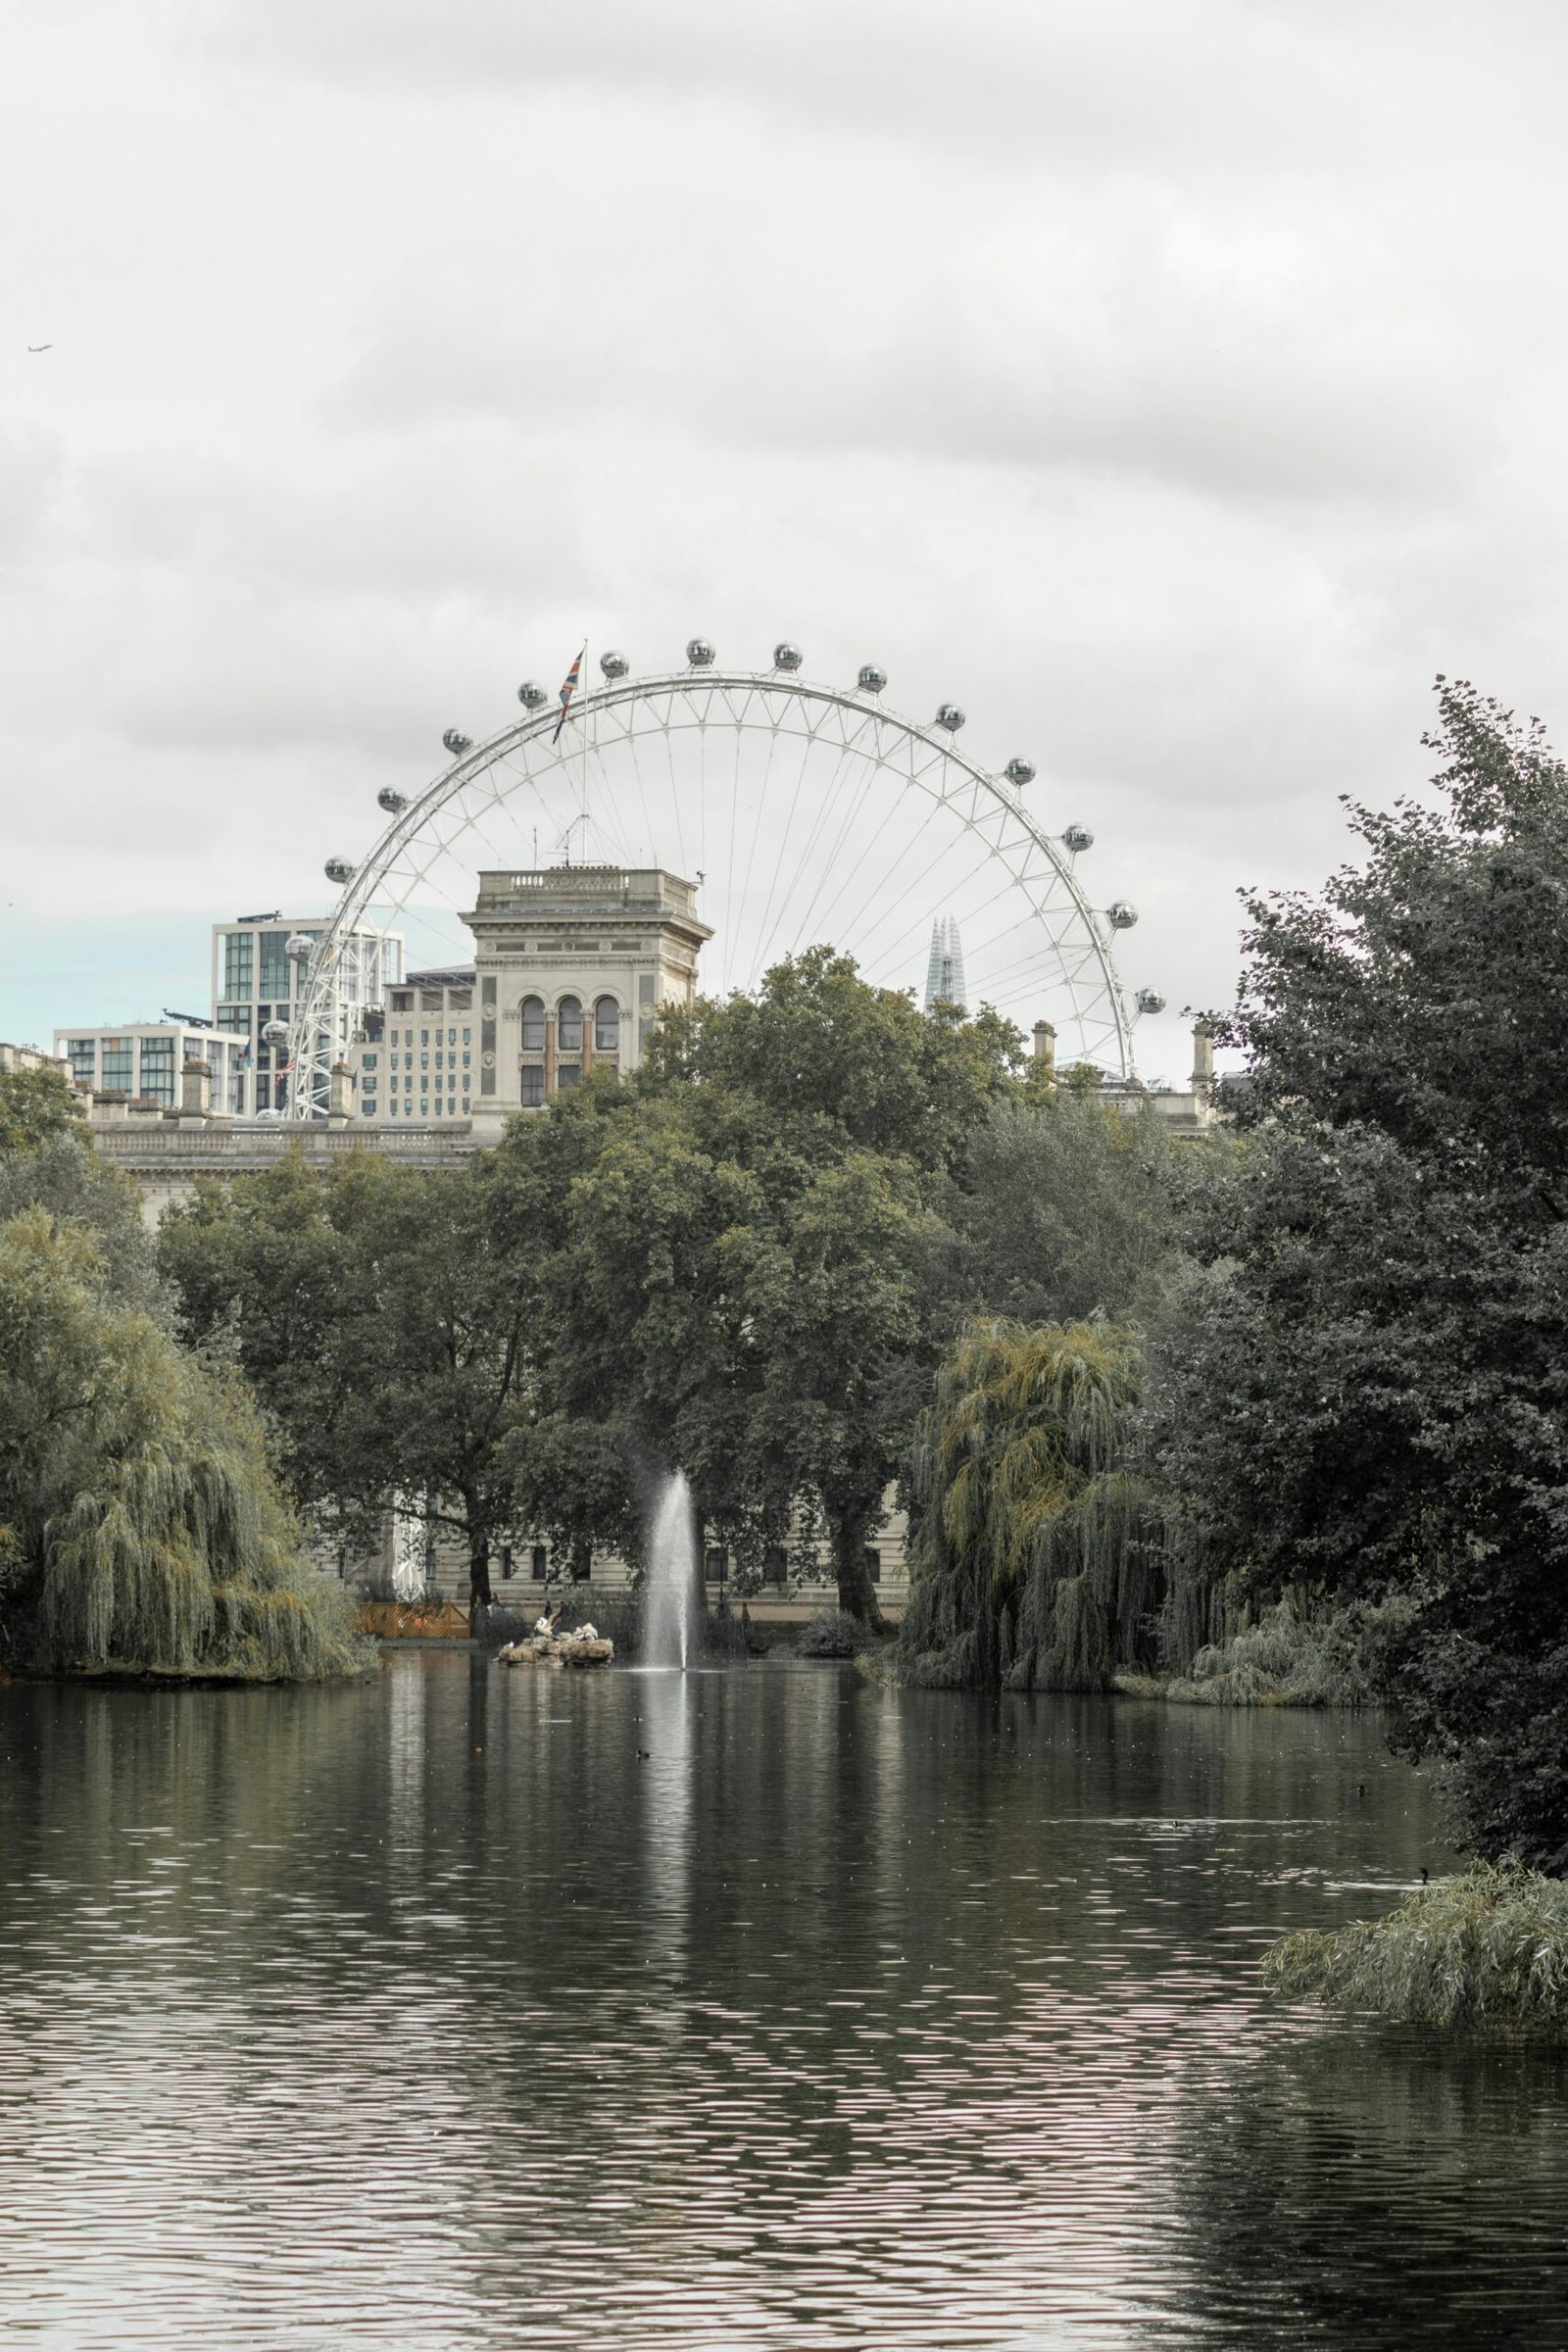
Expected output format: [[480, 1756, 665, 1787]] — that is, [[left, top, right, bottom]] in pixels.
[[644, 1471, 698, 1671]]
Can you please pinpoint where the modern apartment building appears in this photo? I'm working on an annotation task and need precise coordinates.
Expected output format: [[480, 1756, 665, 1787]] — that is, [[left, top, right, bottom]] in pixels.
[[355, 966, 474, 1123], [54, 1022, 249, 1112], [210, 912, 402, 1113]]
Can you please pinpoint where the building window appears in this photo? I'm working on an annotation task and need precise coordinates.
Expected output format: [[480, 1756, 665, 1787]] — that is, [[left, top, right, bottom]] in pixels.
[[594, 997, 620, 1054], [638, 973, 657, 1005], [420, 1029, 429, 1046], [558, 996, 583, 1053], [100, 1040, 133, 1092], [138, 1038, 175, 1105], [705, 1545, 728, 1585], [518, 1066, 545, 1107], [222, 934, 254, 1000], [362, 1053, 377, 1071], [260, 932, 291, 999], [763, 1545, 788, 1585], [463, 1027, 471, 1045], [218, 1004, 250, 1035], [862, 1545, 882, 1585], [520, 997, 546, 1051], [531, 1544, 548, 1579], [65, 1040, 96, 1086], [556, 1064, 579, 1091], [500, 1546, 514, 1582]]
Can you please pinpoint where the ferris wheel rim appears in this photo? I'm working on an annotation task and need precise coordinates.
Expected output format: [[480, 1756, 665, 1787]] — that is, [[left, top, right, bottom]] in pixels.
[[285, 664, 1137, 1117]]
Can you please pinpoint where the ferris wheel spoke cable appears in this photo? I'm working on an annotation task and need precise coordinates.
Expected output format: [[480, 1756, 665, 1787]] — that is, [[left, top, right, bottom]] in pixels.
[[749, 730, 864, 980], [775, 746, 898, 966], [733, 719, 784, 997], [747, 715, 828, 975], [658, 711, 690, 885], [831, 801, 954, 964]]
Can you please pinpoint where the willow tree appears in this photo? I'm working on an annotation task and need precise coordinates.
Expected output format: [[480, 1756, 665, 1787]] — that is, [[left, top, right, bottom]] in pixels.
[[0, 1208, 367, 1680], [899, 1316, 1154, 1690]]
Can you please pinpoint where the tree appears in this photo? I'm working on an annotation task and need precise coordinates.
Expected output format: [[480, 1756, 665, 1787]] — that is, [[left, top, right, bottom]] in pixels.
[[726, 1148, 927, 1626], [941, 1085, 1185, 1330], [0, 1208, 364, 1680], [899, 1316, 1152, 1690], [0, 1130, 158, 1309], [1152, 679, 1568, 1865], [645, 945, 1023, 1178], [0, 1064, 85, 1155], [159, 1152, 539, 1606], [496, 1061, 932, 1624]]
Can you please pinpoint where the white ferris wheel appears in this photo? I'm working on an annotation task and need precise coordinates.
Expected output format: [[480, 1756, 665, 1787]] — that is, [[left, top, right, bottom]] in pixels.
[[283, 640, 1161, 1118]]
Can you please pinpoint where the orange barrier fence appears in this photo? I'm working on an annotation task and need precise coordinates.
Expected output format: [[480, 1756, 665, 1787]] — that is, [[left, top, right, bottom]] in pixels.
[[360, 1599, 472, 1641]]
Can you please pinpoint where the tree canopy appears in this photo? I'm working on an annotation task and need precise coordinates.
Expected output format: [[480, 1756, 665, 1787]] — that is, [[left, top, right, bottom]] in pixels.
[[0, 1206, 365, 1679], [1152, 680, 1568, 1864]]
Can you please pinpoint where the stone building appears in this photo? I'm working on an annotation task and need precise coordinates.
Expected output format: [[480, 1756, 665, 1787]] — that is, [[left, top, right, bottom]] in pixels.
[[460, 864, 710, 1137]]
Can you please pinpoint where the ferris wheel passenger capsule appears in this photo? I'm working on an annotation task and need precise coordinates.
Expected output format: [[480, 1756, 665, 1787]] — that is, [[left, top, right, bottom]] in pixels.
[[686, 638, 716, 667], [1004, 758, 1036, 787], [1062, 823, 1094, 854], [1135, 988, 1166, 1015], [284, 934, 316, 962], [376, 788, 409, 815], [442, 728, 472, 757], [935, 704, 965, 732], [517, 681, 550, 710], [324, 857, 355, 885], [600, 651, 629, 679], [857, 663, 887, 694], [773, 642, 804, 671], [1106, 900, 1139, 930], [261, 1019, 289, 1046]]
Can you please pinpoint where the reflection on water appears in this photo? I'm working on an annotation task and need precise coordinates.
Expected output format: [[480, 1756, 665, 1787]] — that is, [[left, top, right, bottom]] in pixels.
[[0, 1659, 1561, 2348]]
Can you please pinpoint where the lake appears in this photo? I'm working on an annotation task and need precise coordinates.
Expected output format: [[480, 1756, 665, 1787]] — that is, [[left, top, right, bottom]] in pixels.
[[2, 1651, 1564, 2349]]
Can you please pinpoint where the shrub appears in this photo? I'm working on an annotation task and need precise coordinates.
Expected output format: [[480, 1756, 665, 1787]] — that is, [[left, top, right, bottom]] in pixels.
[[1116, 1596, 1405, 1708], [1264, 1862, 1568, 2035], [799, 1610, 863, 1659]]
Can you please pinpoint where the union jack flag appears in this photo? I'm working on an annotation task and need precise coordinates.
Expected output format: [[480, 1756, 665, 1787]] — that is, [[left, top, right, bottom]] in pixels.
[[553, 643, 586, 743], [552, 644, 587, 743]]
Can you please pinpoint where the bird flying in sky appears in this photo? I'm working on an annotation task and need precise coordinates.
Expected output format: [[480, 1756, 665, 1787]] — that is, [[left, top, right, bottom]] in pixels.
[[27, 344, 51, 353]]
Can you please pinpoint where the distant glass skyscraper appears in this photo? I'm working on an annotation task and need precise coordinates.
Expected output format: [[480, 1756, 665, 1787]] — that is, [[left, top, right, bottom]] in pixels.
[[923, 915, 967, 1011]]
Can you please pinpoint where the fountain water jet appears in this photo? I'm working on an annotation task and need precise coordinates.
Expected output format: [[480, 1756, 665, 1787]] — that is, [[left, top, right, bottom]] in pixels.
[[645, 1471, 698, 1671]]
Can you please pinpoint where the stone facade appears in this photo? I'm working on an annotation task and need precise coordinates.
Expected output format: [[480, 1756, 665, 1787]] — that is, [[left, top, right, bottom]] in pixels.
[[461, 864, 710, 1138]]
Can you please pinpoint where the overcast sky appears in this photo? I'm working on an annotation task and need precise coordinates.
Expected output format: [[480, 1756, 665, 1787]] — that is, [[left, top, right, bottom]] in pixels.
[[5, 0, 1568, 1076]]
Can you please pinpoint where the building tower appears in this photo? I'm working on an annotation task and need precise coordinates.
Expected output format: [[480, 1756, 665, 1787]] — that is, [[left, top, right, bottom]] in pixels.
[[923, 914, 967, 1012]]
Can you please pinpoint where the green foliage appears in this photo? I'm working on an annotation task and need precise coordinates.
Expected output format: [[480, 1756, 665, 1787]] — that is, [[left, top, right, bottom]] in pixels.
[[1264, 1863, 1568, 2035], [1118, 1594, 1404, 1707], [797, 1609, 864, 1658], [643, 944, 1022, 1177], [899, 1316, 1156, 1690], [943, 1089, 1187, 1329], [0, 1064, 85, 1154], [159, 1151, 539, 1604], [0, 1131, 159, 1309], [0, 1208, 366, 1680], [1152, 680, 1568, 1864], [501, 1000, 939, 1623]]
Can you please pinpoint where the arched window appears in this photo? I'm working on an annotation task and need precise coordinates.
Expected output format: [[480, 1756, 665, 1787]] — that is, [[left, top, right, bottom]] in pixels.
[[594, 996, 620, 1054], [558, 996, 583, 1053], [520, 996, 546, 1052]]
